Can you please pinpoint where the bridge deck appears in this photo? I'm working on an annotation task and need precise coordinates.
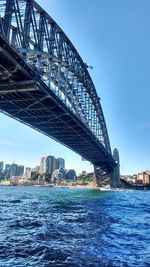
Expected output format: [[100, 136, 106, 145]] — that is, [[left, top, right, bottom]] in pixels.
[[0, 35, 116, 171]]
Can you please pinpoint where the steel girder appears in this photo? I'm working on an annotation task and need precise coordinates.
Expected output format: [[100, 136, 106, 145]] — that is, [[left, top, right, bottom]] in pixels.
[[0, 0, 116, 171]]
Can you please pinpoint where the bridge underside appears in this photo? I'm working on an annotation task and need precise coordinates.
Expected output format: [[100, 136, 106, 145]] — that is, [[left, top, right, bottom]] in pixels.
[[0, 35, 116, 173]]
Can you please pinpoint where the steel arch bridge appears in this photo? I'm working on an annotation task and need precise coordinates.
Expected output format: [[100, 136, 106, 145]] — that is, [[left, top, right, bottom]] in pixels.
[[0, 0, 116, 182]]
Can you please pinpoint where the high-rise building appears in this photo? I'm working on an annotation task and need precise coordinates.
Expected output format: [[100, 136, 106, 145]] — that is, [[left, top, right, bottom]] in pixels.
[[57, 158, 65, 169], [0, 161, 4, 172], [52, 157, 58, 173], [11, 163, 17, 177], [16, 165, 24, 177], [4, 164, 11, 176], [25, 167, 31, 179], [46, 156, 54, 175], [40, 156, 63, 176], [40, 157, 46, 174]]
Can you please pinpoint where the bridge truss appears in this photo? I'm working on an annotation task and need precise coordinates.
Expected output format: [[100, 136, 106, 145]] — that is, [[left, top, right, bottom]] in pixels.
[[0, 0, 116, 176]]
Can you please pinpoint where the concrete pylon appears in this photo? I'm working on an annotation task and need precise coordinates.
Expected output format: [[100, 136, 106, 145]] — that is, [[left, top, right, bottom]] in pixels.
[[94, 165, 112, 187], [112, 148, 120, 187]]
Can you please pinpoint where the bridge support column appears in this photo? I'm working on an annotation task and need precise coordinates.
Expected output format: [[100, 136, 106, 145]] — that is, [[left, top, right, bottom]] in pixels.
[[112, 164, 120, 187], [112, 148, 121, 187], [93, 166, 112, 187]]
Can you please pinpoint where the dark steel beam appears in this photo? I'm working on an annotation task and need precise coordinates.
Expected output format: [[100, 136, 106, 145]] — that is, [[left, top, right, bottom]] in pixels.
[[0, 0, 116, 170]]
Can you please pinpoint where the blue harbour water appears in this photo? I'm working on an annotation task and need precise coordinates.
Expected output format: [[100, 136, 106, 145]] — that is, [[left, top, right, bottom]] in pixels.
[[0, 186, 150, 267]]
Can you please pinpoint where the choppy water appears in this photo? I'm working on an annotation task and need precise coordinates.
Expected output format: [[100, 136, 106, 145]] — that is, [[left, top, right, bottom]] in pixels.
[[0, 186, 150, 266]]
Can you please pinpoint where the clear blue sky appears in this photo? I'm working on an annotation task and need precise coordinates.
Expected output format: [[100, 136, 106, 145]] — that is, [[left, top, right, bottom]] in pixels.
[[0, 0, 150, 175]]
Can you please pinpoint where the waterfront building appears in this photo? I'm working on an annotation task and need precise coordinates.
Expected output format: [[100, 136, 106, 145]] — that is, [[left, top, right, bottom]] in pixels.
[[37, 175, 45, 185], [16, 165, 24, 177], [65, 169, 76, 180], [40, 157, 46, 174], [57, 158, 65, 169], [32, 166, 40, 173], [10, 163, 17, 177], [51, 169, 64, 182], [4, 164, 11, 176], [52, 157, 58, 173], [137, 172, 150, 184], [40, 155, 65, 176], [25, 167, 31, 179], [121, 175, 137, 184], [31, 171, 39, 180], [46, 156, 54, 175], [0, 161, 4, 172]]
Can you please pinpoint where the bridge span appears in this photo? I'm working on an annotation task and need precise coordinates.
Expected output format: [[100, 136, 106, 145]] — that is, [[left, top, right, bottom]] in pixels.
[[0, 0, 118, 185]]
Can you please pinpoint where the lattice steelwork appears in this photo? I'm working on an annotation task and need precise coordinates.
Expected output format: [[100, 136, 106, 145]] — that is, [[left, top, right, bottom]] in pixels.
[[0, 0, 116, 171]]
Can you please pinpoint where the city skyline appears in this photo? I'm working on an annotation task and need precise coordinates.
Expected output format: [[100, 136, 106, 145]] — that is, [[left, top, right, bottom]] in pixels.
[[0, 113, 93, 175], [0, 155, 65, 172], [0, 155, 81, 180], [0, 0, 150, 175], [0, 155, 80, 183]]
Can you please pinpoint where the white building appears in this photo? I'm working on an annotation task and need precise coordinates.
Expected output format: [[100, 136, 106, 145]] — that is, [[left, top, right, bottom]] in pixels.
[[40, 157, 46, 174], [25, 167, 31, 179]]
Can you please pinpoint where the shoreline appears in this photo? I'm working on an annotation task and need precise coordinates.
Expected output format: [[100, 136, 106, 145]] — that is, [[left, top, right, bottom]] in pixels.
[[1, 182, 150, 190], [0, 183, 96, 189], [0, 183, 131, 191]]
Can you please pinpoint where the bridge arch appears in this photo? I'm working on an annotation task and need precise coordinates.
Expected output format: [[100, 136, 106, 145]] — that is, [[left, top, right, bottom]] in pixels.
[[0, 0, 116, 174]]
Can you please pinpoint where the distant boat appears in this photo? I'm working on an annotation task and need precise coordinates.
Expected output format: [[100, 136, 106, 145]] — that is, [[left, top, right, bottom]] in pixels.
[[99, 185, 111, 191], [99, 185, 126, 191]]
